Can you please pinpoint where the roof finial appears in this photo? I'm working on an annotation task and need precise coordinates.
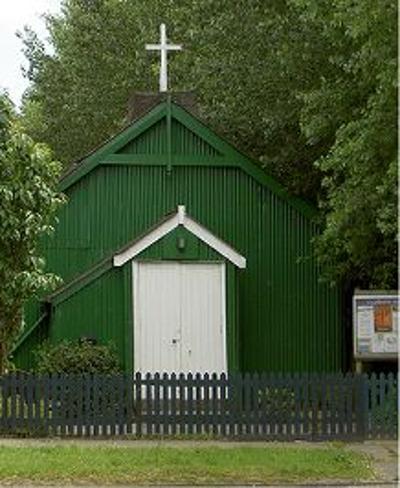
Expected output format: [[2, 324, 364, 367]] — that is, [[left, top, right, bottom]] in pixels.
[[145, 24, 182, 92]]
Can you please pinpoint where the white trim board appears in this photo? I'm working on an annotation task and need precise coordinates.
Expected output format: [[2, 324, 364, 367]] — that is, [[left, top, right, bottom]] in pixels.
[[113, 205, 246, 268]]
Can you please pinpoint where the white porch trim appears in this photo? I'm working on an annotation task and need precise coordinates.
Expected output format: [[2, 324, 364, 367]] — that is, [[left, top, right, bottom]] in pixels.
[[113, 205, 246, 269]]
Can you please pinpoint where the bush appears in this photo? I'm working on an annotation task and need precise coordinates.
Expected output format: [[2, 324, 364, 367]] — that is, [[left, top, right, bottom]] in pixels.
[[34, 340, 121, 374]]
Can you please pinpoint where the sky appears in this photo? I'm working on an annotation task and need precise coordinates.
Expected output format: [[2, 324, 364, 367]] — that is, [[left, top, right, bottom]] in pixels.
[[0, 0, 62, 108]]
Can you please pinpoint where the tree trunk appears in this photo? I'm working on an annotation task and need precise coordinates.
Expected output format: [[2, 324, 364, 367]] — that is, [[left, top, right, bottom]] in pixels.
[[0, 341, 4, 375], [0, 309, 21, 375]]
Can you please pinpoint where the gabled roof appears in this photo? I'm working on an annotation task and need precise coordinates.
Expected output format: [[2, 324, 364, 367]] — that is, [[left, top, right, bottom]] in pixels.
[[13, 205, 245, 352], [113, 205, 246, 268], [59, 98, 317, 220], [51, 205, 245, 306]]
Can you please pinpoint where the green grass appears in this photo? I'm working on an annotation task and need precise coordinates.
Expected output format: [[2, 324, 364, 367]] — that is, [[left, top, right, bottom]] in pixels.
[[0, 444, 374, 485]]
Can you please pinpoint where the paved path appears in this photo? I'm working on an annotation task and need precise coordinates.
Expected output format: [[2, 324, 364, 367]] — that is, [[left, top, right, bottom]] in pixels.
[[0, 438, 336, 448], [0, 482, 397, 487], [345, 441, 398, 484]]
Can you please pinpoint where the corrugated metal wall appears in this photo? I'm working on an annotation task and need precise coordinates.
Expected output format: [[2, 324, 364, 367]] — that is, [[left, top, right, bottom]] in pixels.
[[40, 163, 343, 372], [30, 230, 240, 372], [15, 112, 344, 373], [11, 320, 48, 371], [50, 266, 132, 369]]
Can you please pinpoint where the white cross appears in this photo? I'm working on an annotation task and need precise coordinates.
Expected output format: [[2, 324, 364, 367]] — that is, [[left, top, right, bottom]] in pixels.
[[146, 24, 182, 92]]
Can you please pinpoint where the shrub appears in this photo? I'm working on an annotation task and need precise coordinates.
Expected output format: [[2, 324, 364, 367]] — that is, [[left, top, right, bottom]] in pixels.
[[34, 340, 121, 374]]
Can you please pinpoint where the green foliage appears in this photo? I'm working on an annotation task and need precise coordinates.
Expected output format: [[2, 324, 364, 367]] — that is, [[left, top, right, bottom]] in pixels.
[[297, 0, 397, 288], [19, 0, 167, 169], [19, 0, 397, 288], [34, 340, 121, 374], [0, 445, 373, 483], [0, 95, 64, 371], [0, 90, 14, 144], [19, 0, 325, 199], [258, 387, 296, 414], [369, 375, 398, 431]]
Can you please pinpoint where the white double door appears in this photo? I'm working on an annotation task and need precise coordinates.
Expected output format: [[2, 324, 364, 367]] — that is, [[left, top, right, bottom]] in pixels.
[[133, 261, 227, 375]]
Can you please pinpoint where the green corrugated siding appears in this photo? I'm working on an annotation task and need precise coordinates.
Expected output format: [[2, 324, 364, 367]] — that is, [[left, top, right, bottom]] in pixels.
[[117, 118, 220, 156], [50, 266, 131, 370], [24, 231, 240, 372], [171, 119, 220, 156], [39, 163, 343, 373], [138, 227, 221, 261], [118, 118, 167, 154], [12, 300, 45, 370], [11, 320, 48, 371], [24, 300, 41, 326], [14, 104, 344, 373]]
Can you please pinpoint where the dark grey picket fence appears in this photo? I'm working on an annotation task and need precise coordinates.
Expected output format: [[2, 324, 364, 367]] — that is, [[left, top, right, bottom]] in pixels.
[[0, 372, 397, 440]]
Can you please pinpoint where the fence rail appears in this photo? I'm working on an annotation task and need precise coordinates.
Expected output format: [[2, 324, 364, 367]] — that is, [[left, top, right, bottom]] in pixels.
[[0, 372, 397, 440]]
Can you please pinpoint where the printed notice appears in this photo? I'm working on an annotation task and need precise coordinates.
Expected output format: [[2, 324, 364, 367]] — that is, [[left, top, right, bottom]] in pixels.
[[393, 310, 399, 333], [354, 294, 398, 358], [357, 307, 374, 338], [374, 304, 393, 331], [371, 334, 385, 353], [384, 335, 397, 353]]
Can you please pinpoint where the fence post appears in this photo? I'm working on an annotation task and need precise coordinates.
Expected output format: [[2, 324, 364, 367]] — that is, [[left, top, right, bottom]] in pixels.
[[386, 372, 396, 439], [170, 372, 177, 436], [310, 373, 319, 440], [135, 372, 142, 437], [355, 373, 368, 440], [3, 375, 10, 434]]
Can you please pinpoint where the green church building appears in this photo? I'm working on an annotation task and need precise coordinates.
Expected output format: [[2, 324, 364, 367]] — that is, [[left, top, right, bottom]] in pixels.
[[13, 90, 344, 374]]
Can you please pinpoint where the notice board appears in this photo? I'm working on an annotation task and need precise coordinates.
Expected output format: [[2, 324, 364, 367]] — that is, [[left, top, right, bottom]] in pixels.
[[353, 291, 398, 360]]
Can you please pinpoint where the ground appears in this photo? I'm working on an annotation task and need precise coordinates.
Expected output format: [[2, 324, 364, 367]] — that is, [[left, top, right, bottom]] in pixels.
[[0, 438, 397, 487], [346, 440, 398, 484]]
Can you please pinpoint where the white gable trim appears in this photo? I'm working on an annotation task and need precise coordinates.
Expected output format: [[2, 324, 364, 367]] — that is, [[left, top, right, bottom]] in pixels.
[[113, 205, 246, 268], [183, 218, 246, 268], [113, 215, 178, 267]]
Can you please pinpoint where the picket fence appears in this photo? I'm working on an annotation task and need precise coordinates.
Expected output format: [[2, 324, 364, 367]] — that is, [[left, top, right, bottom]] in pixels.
[[0, 372, 397, 440]]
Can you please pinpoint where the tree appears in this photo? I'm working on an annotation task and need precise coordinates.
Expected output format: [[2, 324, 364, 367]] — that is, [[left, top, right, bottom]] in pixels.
[[0, 93, 64, 372], [19, 0, 168, 170], [20, 0, 328, 200], [19, 0, 397, 288], [297, 0, 397, 288]]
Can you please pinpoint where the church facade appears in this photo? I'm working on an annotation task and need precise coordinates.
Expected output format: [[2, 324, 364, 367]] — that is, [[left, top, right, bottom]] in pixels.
[[13, 95, 344, 373]]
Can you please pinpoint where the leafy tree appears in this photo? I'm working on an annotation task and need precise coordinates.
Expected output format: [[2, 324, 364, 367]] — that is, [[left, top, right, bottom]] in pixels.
[[19, 0, 168, 170], [19, 0, 397, 288], [0, 93, 64, 372], [20, 0, 327, 200], [0, 91, 14, 144], [297, 0, 397, 288]]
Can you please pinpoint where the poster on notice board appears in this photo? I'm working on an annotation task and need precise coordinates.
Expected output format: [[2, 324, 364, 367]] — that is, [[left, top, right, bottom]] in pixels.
[[353, 291, 398, 359]]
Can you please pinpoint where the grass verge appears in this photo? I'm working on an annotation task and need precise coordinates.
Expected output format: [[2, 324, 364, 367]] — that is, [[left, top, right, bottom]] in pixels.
[[0, 444, 374, 485]]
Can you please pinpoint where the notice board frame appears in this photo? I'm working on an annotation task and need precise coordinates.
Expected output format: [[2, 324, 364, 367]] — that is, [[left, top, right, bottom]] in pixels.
[[353, 290, 398, 362]]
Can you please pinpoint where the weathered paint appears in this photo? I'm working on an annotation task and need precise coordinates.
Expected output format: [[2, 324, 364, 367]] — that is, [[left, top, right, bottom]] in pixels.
[[14, 100, 344, 373]]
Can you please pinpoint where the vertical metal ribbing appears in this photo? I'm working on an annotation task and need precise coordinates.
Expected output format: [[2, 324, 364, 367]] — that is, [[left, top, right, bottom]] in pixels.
[[19, 117, 343, 374], [166, 95, 172, 174]]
